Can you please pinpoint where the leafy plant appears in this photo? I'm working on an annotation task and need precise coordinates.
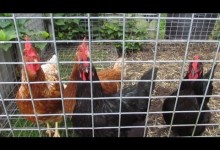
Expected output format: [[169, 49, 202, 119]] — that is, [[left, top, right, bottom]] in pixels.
[[125, 18, 148, 51], [147, 13, 167, 39], [0, 13, 50, 51], [210, 14, 220, 40], [99, 17, 148, 52], [159, 13, 167, 39], [54, 13, 87, 41]]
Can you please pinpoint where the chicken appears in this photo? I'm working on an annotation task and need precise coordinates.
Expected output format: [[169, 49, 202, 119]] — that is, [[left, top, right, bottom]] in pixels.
[[97, 57, 126, 95], [162, 54, 217, 136], [16, 36, 63, 137], [63, 60, 78, 115], [71, 40, 158, 137], [63, 38, 126, 115]]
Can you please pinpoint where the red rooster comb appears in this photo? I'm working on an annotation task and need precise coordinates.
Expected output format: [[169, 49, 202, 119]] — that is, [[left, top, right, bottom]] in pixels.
[[83, 37, 86, 42], [24, 35, 38, 58], [79, 37, 90, 68], [25, 35, 30, 41], [193, 54, 200, 60], [192, 54, 200, 69], [80, 37, 89, 56], [192, 54, 200, 67], [188, 54, 202, 79], [24, 35, 32, 50], [81, 37, 88, 51]]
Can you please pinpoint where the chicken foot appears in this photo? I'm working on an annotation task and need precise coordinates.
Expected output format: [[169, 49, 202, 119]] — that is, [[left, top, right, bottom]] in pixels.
[[53, 122, 60, 137], [46, 122, 54, 137]]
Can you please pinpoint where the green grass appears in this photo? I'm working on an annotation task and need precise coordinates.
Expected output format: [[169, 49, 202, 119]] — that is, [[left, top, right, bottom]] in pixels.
[[1, 116, 41, 137], [59, 118, 76, 137], [11, 118, 41, 137], [1, 114, 76, 137]]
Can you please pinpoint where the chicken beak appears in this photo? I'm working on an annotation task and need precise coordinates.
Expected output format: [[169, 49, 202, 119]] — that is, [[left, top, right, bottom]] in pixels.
[[87, 51, 90, 58], [85, 67, 89, 73], [191, 70, 195, 78]]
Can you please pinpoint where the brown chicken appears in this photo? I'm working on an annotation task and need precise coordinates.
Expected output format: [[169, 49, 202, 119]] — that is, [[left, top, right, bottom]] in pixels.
[[63, 37, 126, 115], [16, 36, 64, 137], [97, 57, 126, 95]]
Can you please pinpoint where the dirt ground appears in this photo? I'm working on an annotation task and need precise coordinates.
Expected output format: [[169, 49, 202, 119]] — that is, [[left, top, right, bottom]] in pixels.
[[121, 42, 220, 137], [34, 42, 220, 137]]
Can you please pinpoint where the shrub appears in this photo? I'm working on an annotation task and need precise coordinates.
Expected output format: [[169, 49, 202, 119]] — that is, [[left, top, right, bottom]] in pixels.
[[53, 13, 87, 41], [0, 13, 50, 51], [99, 15, 148, 55]]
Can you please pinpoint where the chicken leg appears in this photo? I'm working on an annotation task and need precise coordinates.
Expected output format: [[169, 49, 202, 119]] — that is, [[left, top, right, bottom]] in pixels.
[[46, 122, 54, 137], [53, 122, 60, 137]]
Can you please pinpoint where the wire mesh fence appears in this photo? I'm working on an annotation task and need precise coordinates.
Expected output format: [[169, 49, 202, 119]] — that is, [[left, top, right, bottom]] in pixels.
[[0, 13, 220, 137]]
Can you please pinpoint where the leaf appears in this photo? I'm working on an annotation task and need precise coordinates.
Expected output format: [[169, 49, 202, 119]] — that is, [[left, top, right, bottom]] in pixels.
[[93, 26, 100, 31], [0, 20, 12, 28], [5, 30, 16, 41], [116, 43, 122, 49], [71, 29, 80, 33], [18, 28, 27, 34], [127, 14, 133, 17], [58, 32, 64, 39], [107, 30, 114, 35], [39, 31, 50, 39], [60, 25, 68, 30], [79, 28, 86, 33], [24, 30, 35, 37], [0, 13, 12, 17], [109, 35, 114, 39], [0, 43, 12, 51], [118, 32, 123, 37], [55, 19, 65, 26], [35, 43, 47, 50], [0, 30, 7, 40], [53, 13, 65, 17], [4, 25, 15, 32], [67, 36, 72, 40], [17, 19, 28, 26], [68, 26, 72, 30], [99, 29, 105, 33], [72, 19, 80, 25]]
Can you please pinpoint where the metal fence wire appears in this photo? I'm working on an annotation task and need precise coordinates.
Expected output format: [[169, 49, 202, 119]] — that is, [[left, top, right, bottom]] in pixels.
[[0, 13, 220, 137]]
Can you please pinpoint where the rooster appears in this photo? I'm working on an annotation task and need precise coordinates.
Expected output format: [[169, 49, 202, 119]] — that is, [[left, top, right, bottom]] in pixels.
[[63, 38, 126, 115], [71, 39, 158, 137], [16, 36, 64, 137], [162, 54, 217, 136]]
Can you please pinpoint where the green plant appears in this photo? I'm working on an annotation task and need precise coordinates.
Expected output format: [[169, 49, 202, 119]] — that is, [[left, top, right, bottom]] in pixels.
[[145, 13, 167, 39], [100, 20, 122, 52], [99, 16, 148, 52], [159, 13, 167, 39], [210, 14, 220, 40], [125, 18, 148, 51], [100, 20, 123, 39], [54, 13, 87, 41], [0, 13, 50, 51]]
